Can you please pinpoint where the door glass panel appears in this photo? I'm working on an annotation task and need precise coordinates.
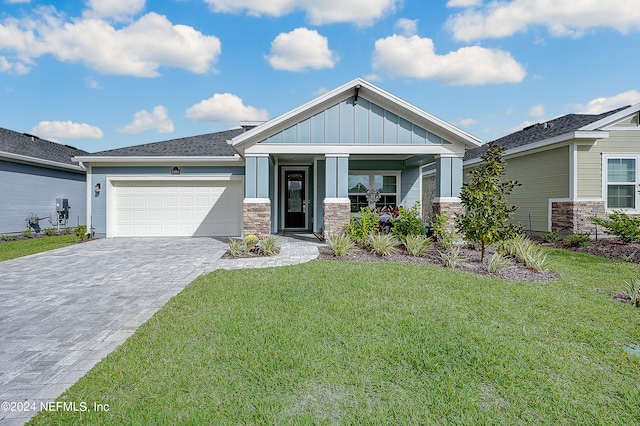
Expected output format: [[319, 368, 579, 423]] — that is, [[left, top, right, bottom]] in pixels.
[[287, 173, 303, 213]]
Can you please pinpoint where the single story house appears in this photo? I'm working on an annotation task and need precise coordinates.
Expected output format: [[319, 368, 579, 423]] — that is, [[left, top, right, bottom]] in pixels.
[[423, 103, 640, 235], [0, 128, 88, 234], [74, 78, 481, 238]]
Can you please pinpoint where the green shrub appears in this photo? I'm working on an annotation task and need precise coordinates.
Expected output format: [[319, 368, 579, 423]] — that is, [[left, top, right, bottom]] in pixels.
[[228, 238, 247, 257], [43, 228, 57, 236], [345, 207, 380, 244], [1, 235, 16, 241], [623, 280, 640, 308], [243, 234, 259, 250], [431, 213, 457, 250], [590, 211, 640, 243], [540, 231, 563, 243], [495, 235, 548, 271], [487, 252, 512, 274], [564, 232, 593, 247], [75, 225, 87, 240], [391, 202, 424, 238], [61, 227, 74, 235], [327, 233, 355, 257], [366, 234, 400, 256], [402, 234, 432, 257], [438, 247, 468, 269], [256, 236, 281, 256], [22, 229, 33, 239]]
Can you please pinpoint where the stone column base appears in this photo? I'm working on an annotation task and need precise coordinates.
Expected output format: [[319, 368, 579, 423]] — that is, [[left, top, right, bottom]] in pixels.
[[243, 199, 271, 236], [551, 200, 605, 234], [323, 199, 351, 237], [432, 198, 464, 230]]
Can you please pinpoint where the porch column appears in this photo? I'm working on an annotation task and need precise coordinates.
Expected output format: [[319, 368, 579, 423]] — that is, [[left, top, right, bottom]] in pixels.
[[243, 155, 271, 236], [323, 154, 350, 237], [432, 155, 465, 227]]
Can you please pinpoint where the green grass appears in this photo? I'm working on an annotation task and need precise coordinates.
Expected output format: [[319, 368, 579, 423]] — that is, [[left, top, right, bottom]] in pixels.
[[29, 249, 640, 425], [0, 234, 79, 261]]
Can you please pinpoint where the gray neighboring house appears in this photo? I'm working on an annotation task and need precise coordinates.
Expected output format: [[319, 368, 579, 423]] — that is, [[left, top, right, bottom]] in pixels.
[[423, 103, 640, 235], [0, 128, 88, 234]]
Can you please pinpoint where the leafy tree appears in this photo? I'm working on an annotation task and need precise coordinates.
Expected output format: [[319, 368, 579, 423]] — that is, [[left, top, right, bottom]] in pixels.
[[455, 142, 522, 261]]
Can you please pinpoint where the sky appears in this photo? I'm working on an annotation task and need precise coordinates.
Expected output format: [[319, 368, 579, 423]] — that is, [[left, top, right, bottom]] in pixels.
[[1, 0, 640, 153]]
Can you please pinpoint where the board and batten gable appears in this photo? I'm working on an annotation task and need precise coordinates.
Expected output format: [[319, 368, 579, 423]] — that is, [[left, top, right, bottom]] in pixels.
[[0, 159, 86, 233], [577, 130, 640, 199], [89, 165, 245, 238]]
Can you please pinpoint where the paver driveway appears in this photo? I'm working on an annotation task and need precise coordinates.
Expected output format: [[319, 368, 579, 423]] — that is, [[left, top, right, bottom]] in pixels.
[[0, 237, 228, 425]]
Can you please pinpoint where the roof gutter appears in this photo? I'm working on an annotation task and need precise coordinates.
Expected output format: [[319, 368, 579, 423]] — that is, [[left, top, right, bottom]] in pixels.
[[1, 151, 86, 172], [72, 155, 244, 164]]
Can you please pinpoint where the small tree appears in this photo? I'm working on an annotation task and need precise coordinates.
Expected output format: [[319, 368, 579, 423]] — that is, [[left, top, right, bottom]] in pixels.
[[455, 142, 522, 261]]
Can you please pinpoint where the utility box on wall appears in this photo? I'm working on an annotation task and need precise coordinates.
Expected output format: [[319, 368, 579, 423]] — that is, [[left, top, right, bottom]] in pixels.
[[56, 198, 69, 212]]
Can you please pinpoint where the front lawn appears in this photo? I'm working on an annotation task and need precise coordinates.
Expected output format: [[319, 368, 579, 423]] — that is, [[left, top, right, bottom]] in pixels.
[[30, 249, 640, 424], [0, 234, 80, 261]]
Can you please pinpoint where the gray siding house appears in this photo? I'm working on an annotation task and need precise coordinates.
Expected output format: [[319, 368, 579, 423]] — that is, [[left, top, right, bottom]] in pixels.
[[0, 128, 88, 234], [423, 103, 640, 235], [75, 79, 481, 238]]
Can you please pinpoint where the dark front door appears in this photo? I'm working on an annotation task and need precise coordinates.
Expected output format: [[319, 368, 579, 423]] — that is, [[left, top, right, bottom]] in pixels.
[[284, 170, 305, 228]]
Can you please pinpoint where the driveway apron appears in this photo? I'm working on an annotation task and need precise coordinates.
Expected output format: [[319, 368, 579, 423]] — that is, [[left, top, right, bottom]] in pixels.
[[0, 237, 228, 425]]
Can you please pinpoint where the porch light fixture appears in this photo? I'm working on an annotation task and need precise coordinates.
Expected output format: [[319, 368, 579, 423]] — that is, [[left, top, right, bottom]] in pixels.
[[94, 183, 101, 194]]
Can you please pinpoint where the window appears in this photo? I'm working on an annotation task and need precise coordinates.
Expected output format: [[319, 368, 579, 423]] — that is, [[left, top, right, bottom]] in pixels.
[[606, 157, 637, 209], [348, 173, 399, 213]]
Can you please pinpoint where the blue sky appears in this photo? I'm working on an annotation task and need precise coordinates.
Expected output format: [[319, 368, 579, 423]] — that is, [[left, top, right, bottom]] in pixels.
[[1, 0, 640, 153]]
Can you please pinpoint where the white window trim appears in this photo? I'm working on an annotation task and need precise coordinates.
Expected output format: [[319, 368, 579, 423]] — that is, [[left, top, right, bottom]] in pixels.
[[602, 154, 640, 213], [348, 171, 401, 214]]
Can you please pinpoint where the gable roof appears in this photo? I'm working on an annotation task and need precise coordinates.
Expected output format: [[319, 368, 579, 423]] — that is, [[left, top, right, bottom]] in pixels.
[[76, 128, 244, 162], [0, 127, 88, 171], [231, 78, 482, 156], [464, 106, 629, 161]]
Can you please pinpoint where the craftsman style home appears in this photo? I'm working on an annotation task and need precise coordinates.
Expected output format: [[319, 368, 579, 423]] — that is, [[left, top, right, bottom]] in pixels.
[[74, 78, 481, 238]]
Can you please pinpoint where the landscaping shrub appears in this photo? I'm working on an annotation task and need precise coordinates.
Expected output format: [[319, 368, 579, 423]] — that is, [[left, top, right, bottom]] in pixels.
[[431, 213, 457, 250], [242, 234, 259, 251], [402, 234, 432, 257], [391, 202, 424, 238], [590, 211, 640, 243], [75, 225, 87, 240], [495, 235, 548, 271], [564, 232, 593, 247], [366, 234, 400, 256], [256, 236, 280, 256], [326, 233, 355, 257], [228, 238, 247, 257], [623, 279, 640, 308], [22, 229, 33, 239], [540, 231, 563, 243], [438, 247, 468, 269], [487, 252, 512, 274], [345, 207, 380, 244], [43, 228, 57, 236]]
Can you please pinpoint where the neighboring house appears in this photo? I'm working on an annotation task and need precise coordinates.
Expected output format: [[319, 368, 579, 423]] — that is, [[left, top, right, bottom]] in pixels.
[[74, 78, 481, 238], [423, 104, 640, 235], [0, 128, 88, 234]]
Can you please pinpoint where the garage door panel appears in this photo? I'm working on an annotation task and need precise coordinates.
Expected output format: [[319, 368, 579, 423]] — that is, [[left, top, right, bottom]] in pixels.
[[111, 180, 242, 237]]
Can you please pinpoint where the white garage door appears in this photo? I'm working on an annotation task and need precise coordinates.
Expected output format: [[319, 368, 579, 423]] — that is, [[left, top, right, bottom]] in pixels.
[[111, 180, 243, 237]]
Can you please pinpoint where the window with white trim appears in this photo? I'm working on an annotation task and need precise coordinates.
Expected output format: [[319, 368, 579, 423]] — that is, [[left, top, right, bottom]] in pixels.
[[348, 173, 399, 213], [605, 156, 638, 210]]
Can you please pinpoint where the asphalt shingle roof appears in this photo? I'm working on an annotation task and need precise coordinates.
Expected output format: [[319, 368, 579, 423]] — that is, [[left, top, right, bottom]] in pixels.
[[89, 128, 244, 157], [463, 106, 628, 161], [0, 128, 89, 167]]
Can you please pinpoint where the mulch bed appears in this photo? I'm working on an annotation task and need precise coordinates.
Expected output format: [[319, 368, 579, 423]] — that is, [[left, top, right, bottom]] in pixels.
[[542, 238, 640, 264], [318, 245, 558, 283]]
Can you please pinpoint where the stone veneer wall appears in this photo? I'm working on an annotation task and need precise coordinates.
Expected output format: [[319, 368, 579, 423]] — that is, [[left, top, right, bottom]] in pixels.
[[432, 200, 465, 230], [243, 201, 271, 236], [323, 201, 351, 237], [551, 200, 605, 234]]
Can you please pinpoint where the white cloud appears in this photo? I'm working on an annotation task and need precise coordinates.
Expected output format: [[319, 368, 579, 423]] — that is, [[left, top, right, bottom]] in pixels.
[[0, 56, 30, 74], [447, 0, 640, 42], [372, 35, 526, 85], [32, 121, 103, 140], [119, 105, 174, 134], [6, 0, 30, 3], [85, 76, 102, 89], [0, 8, 221, 77], [528, 104, 545, 117], [83, 0, 145, 22], [267, 28, 338, 72], [203, 0, 398, 26], [572, 90, 640, 114], [394, 18, 418, 37], [446, 0, 481, 7], [455, 118, 478, 127], [185, 93, 268, 124]]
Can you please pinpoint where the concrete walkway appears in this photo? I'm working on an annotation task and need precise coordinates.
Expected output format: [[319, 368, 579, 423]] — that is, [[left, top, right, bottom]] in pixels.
[[0, 235, 320, 425]]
